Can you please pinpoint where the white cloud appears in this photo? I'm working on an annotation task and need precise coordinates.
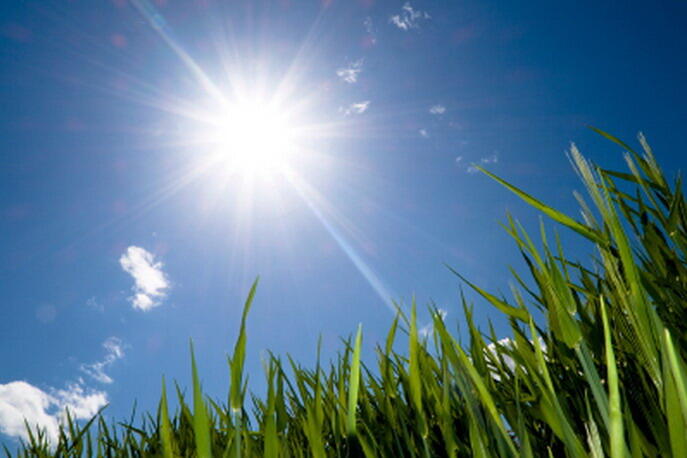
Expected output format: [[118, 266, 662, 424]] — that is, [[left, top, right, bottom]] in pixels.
[[455, 156, 463, 164], [336, 58, 364, 84], [119, 246, 169, 311], [485, 338, 516, 372], [0, 341, 122, 443], [429, 104, 446, 115], [80, 337, 125, 384], [133, 293, 154, 310], [341, 100, 370, 116], [0, 381, 107, 443], [51, 384, 107, 421], [419, 128, 429, 138], [390, 2, 430, 31], [483, 338, 515, 381], [419, 309, 448, 338], [485, 337, 547, 381]]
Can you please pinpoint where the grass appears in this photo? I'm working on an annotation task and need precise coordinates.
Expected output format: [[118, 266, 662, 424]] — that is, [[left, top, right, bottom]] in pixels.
[[9, 128, 687, 456]]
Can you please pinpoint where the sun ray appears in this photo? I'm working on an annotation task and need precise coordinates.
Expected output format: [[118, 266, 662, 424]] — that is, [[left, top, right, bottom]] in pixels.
[[124, 0, 403, 317], [285, 170, 399, 314], [130, 0, 225, 102]]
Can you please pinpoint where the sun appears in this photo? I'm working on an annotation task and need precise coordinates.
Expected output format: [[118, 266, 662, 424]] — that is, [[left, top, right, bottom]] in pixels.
[[202, 98, 298, 177]]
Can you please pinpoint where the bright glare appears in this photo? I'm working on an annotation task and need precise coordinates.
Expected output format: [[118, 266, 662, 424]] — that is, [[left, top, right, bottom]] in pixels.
[[205, 100, 296, 176]]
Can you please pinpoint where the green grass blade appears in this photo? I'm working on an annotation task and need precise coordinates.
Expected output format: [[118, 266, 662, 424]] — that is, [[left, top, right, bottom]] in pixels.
[[575, 343, 610, 429], [230, 278, 259, 412], [662, 328, 687, 457], [408, 303, 428, 441], [478, 166, 607, 246], [263, 361, 279, 458], [159, 376, 176, 458], [227, 279, 258, 458], [346, 323, 363, 436], [588, 126, 638, 154], [601, 298, 626, 458], [435, 316, 518, 456], [447, 265, 529, 321], [663, 328, 687, 416], [190, 340, 212, 458]]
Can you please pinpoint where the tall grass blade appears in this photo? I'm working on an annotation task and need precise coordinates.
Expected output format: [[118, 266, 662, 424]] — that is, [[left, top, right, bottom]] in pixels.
[[601, 298, 627, 458], [190, 341, 212, 458], [159, 376, 176, 458], [346, 323, 363, 436], [478, 166, 607, 246]]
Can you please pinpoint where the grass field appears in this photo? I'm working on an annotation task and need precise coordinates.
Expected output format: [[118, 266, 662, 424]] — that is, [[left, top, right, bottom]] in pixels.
[[10, 129, 687, 457]]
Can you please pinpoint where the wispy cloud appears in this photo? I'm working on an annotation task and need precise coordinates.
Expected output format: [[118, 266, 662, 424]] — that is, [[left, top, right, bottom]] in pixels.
[[363, 17, 377, 45], [419, 128, 429, 138], [429, 104, 446, 115], [80, 337, 125, 384], [0, 381, 106, 443], [341, 100, 370, 116], [466, 153, 499, 174], [120, 246, 169, 311], [86, 296, 103, 312], [390, 2, 430, 31], [336, 59, 364, 84], [481, 153, 499, 164]]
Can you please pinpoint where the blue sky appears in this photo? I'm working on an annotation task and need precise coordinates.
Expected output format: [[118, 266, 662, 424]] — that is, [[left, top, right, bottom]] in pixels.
[[1, 0, 686, 445]]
